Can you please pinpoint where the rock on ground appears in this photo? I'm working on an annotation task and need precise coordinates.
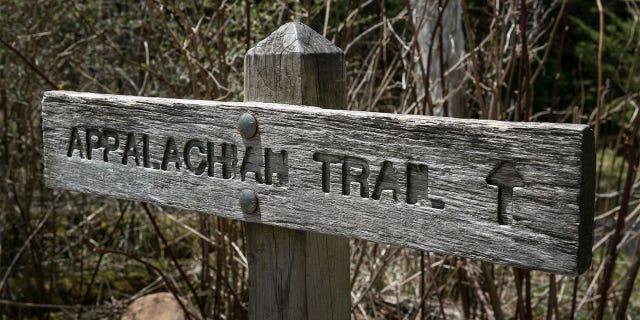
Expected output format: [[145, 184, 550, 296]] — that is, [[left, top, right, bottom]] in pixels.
[[121, 292, 186, 320]]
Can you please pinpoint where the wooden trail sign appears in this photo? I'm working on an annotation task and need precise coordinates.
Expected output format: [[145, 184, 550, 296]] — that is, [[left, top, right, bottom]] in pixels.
[[42, 90, 594, 275]]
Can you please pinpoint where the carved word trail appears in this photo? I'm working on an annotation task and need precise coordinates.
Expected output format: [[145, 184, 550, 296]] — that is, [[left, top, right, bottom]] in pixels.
[[313, 152, 445, 208]]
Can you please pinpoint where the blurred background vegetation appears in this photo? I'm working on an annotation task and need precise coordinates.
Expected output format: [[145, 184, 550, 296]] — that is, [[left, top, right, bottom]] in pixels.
[[1, 0, 639, 319]]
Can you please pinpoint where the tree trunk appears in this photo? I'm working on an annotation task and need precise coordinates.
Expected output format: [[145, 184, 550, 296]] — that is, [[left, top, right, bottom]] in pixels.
[[411, 0, 466, 118]]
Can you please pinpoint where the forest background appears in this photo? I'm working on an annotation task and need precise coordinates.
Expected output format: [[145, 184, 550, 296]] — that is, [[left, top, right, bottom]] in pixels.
[[1, 0, 639, 319]]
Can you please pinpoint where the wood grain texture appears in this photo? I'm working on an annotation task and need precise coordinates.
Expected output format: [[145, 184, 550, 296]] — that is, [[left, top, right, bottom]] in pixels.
[[246, 225, 349, 320], [244, 22, 346, 109], [42, 89, 594, 275], [244, 22, 350, 320]]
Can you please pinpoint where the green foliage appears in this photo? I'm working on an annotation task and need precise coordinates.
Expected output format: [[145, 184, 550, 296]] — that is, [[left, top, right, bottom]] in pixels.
[[572, 10, 638, 93]]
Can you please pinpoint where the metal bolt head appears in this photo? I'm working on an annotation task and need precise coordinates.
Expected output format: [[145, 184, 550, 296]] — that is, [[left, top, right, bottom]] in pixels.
[[238, 113, 258, 139], [239, 189, 258, 214]]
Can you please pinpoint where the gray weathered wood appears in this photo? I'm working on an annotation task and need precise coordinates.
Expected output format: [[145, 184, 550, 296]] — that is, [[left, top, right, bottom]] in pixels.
[[243, 22, 350, 320], [246, 226, 349, 319], [244, 22, 346, 110], [42, 89, 594, 275]]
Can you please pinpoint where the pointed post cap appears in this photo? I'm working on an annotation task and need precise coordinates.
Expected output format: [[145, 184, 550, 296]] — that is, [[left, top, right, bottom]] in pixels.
[[247, 21, 343, 56], [244, 22, 347, 108]]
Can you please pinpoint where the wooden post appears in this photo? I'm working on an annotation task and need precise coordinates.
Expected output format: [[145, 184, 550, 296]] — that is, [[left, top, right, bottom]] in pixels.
[[243, 22, 350, 319]]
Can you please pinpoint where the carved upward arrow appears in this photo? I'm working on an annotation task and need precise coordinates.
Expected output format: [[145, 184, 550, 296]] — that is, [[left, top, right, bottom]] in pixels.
[[486, 161, 525, 225]]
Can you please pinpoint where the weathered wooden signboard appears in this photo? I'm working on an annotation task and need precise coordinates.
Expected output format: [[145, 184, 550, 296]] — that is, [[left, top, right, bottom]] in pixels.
[[42, 90, 594, 275]]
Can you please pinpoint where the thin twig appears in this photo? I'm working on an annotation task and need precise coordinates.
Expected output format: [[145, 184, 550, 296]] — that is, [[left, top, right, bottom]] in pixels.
[[141, 203, 206, 316], [0, 205, 52, 293], [595, 106, 640, 320], [594, 0, 604, 143], [95, 247, 199, 320], [0, 37, 58, 89]]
